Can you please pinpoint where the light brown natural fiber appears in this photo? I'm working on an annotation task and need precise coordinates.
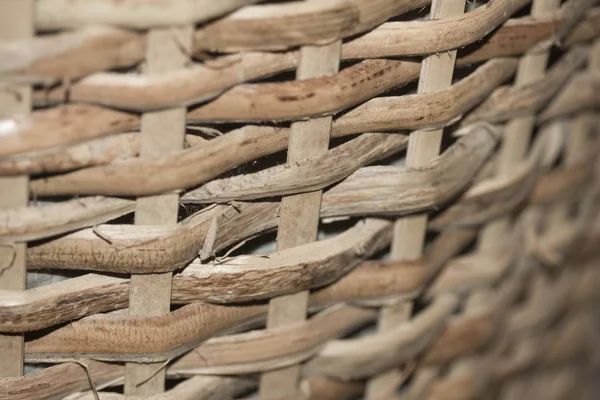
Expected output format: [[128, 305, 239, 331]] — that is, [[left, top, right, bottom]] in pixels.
[[1, 0, 599, 399]]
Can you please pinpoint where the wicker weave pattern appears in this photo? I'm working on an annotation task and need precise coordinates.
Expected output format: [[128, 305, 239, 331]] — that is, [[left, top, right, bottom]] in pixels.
[[1, 0, 600, 399]]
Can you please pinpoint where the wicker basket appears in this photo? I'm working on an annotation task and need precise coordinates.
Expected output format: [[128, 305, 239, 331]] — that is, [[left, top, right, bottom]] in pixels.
[[1, 0, 599, 399]]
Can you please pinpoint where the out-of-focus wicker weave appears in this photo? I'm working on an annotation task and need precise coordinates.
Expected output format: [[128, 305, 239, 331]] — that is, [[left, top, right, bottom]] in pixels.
[[1, 0, 599, 399]]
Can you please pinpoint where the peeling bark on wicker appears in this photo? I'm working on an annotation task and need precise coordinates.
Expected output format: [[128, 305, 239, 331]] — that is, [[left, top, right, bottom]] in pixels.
[[24, 128, 495, 272], [26, 0, 562, 111], [16, 62, 597, 200], [0, 0, 598, 398], [2, 291, 595, 400], [27, 61, 509, 197], [17, 207, 598, 363], [1, 1, 596, 82], [2, 20, 594, 162], [0, 225, 475, 332]]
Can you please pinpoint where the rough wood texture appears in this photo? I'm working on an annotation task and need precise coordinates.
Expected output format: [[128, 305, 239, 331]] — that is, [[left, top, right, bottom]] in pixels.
[[0, 0, 599, 398]]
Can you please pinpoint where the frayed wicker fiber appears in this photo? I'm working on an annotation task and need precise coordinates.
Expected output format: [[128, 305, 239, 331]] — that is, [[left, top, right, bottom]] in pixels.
[[1, 0, 600, 399]]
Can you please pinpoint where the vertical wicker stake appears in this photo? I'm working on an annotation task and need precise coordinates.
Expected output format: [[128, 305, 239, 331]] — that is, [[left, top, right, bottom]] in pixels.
[[365, 1, 466, 398], [479, 0, 561, 248], [259, 29, 342, 400], [476, 1, 561, 399], [0, 0, 33, 378], [124, 27, 192, 395]]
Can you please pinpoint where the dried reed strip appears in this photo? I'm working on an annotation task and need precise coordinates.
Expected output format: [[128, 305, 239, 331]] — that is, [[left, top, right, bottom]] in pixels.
[[171, 305, 376, 375], [2, 1, 596, 82], [0, 360, 124, 400], [303, 294, 458, 380], [6, 258, 596, 399], [2, 117, 586, 246], [0, 26, 145, 82], [342, 0, 530, 58], [0, 132, 205, 177], [185, 58, 422, 123], [0, 104, 139, 158], [309, 227, 478, 306], [173, 218, 391, 303], [18, 121, 581, 270], [185, 58, 517, 124], [26, 213, 389, 277], [539, 72, 600, 122], [27, 125, 289, 196], [24, 301, 269, 362], [35, 0, 263, 30], [0, 224, 474, 332], [0, 132, 140, 176], [0, 273, 129, 332], [26, 201, 278, 272], [318, 126, 498, 217], [0, 197, 134, 243], [193, 0, 428, 52], [32, 52, 300, 111], [2, 25, 592, 160], [182, 133, 408, 203], [29, 63, 506, 197], [25, 129, 494, 272], [430, 119, 568, 229], [464, 46, 589, 124], [6, 279, 594, 400], [331, 58, 517, 136]]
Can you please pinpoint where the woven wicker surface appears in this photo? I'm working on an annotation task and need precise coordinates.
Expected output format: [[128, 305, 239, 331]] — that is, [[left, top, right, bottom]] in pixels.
[[1, 0, 600, 399]]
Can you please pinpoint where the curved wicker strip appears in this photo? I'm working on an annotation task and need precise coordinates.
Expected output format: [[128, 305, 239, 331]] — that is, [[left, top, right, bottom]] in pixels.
[[0, 132, 140, 176], [0, 197, 134, 243], [25, 129, 494, 272], [331, 59, 517, 135], [319, 125, 498, 217], [185, 58, 518, 124], [464, 46, 589, 124], [170, 305, 376, 375], [29, 66, 507, 197], [35, 0, 262, 30], [539, 72, 600, 122], [1, 30, 592, 161], [0, 26, 145, 81], [0, 360, 124, 400], [430, 120, 568, 229], [24, 301, 270, 362], [28, 126, 290, 196], [303, 294, 458, 380], [1, 1, 595, 82], [182, 132, 408, 203], [33, 52, 300, 111], [192, 0, 428, 52], [186, 59, 422, 123], [158, 218, 392, 302], [341, 0, 531, 58], [2, 233, 595, 397], [0, 226, 475, 332], [27, 212, 388, 276], [0, 104, 139, 158]]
